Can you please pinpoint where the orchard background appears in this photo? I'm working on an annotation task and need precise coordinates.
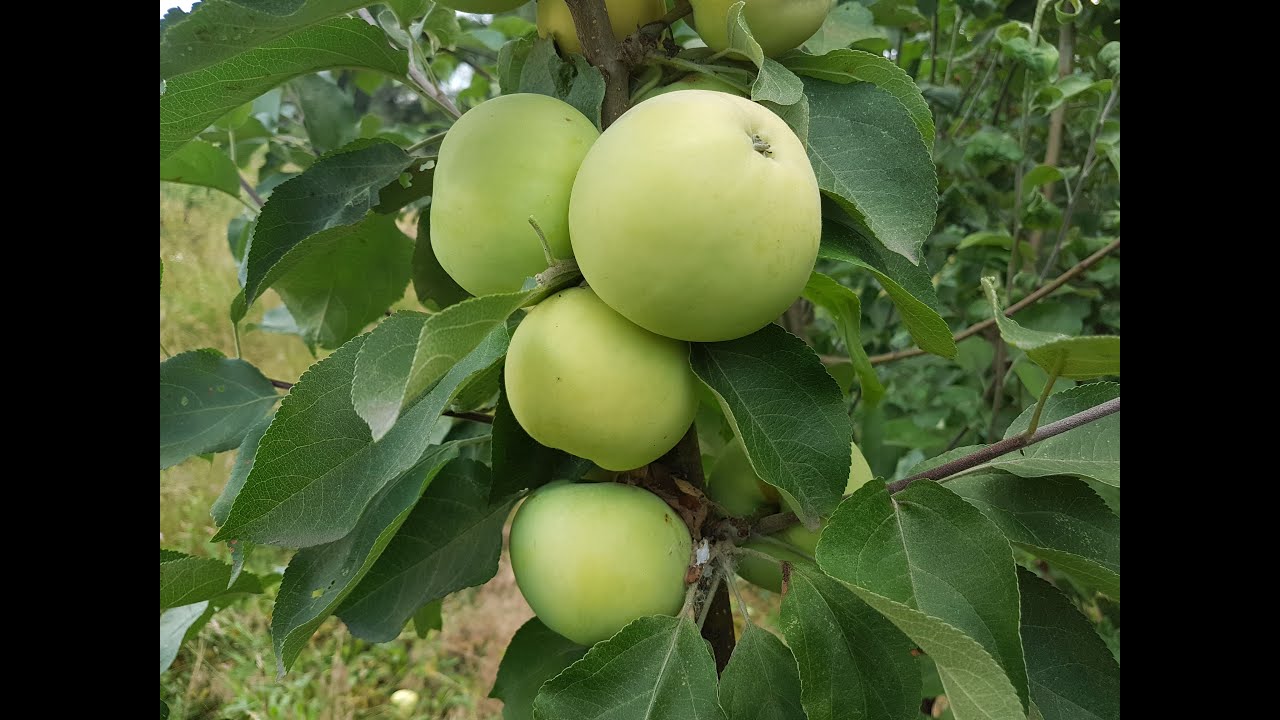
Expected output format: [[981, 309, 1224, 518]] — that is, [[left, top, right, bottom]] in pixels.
[[159, 0, 1120, 718]]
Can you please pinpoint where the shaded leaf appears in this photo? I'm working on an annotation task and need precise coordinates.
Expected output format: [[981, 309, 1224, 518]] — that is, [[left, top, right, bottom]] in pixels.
[[491, 618, 588, 720], [725, 2, 804, 106], [803, 272, 884, 406], [160, 350, 278, 469], [160, 140, 241, 197], [982, 278, 1119, 379], [292, 73, 359, 153], [490, 389, 594, 501]]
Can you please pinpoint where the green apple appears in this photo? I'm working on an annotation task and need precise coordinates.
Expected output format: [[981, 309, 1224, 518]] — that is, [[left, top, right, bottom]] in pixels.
[[707, 440, 779, 517], [735, 524, 819, 593], [504, 286, 698, 470], [537, 0, 666, 55], [635, 73, 747, 103], [436, 0, 529, 11], [691, 0, 833, 57], [431, 94, 598, 296], [510, 481, 692, 645], [569, 90, 820, 341]]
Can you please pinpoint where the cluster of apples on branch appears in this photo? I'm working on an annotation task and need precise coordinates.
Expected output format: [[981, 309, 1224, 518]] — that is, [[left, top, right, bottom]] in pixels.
[[428, 0, 844, 647]]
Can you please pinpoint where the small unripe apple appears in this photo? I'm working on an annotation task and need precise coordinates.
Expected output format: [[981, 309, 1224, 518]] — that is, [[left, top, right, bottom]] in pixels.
[[509, 481, 693, 645], [431, 94, 598, 296], [389, 689, 419, 717], [436, 0, 529, 11], [635, 73, 747, 103], [707, 440, 779, 517], [504, 287, 698, 471], [537, 0, 666, 55], [735, 524, 819, 593], [691, 0, 833, 57], [569, 90, 820, 342]]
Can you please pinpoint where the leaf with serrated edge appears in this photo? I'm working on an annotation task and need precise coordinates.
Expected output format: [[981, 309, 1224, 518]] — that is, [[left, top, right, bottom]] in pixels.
[[996, 382, 1120, 486], [818, 480, 1029, 713], [948, 472, 1119, 600], [803, 272, 884, 406], [724, 2, 804, 105], [533, 615, 726, 720], [785, 49, 934, 153], [159, 551, 260, 610], [690, 324, 851, 526], [490, 389, 594, 502], [806, 78, 938, 263], [160, 350, 278, 470], [982, 277, 1119, 379], [719, 624, 807, 720], [776, 562, 918, 720], [820, 216, 955, 359], [518, 38, 606, 129], [160, 601, 212, 674], [490, 618, 587, 720], [160, 140, 241, 197], [352, 312, 429, 440], [337, 459, 517, 641], [160, 18, 405, 160], [214, 327, 510, 547], [270, 444, 459, 673], [1018, 570, 1120, 720]]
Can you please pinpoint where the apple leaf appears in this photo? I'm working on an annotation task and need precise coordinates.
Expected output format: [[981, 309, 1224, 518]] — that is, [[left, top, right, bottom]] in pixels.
[[159, 0, 370, 79], [291, 73, 359, 154], [805, 77, 938, 264], [719, 624, 806, 720], [270, 443, 460, 673], [982, 277, 1120, 379], [160, 551, 262, 610], [1018, 570, 1121, 720], [802, 3, 888, 57], [160, 140, 241, 198], [533, 615, 727, 720], [412, 599, 442, 638], [351, 312, 431, 441], [160, 350, 278, 470], [803, 272, 884, 406], [490, 389, 594, 502], [690, 324, 852, 527], [213, 326, 511, 547], [490, 618, 588, 720], [161, 18, 406, 160], [777, 562, 919, 720], [948, 472, 1120, 600], [724, 2, 805, 106], [518, 37, 606, 129], [337, 459, 518, 642], [820, 215, 956, 359], [160, 601, 213, 674], [818, 481, 1030, 716], [996, 382, 1121, 486], [413, 210, 470, 311]]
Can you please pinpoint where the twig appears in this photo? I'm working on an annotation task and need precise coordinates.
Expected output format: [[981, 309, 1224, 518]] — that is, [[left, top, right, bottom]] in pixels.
[[239, 174, 264, 208], [943, 8, 963, 88], [929, 8, 940, 85], [818, 238, 1120, 366], [443, 48, 494, 82], [753, 396, 1121, 534], [406, 130, 448, 153], [359, 8, 462, 120], [562, 0, 631, 127], [1029, 21, 1074, 255]]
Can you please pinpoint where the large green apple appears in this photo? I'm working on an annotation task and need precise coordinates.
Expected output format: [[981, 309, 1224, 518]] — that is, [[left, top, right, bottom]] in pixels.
[[691, 0, 833, 57], [504, 286, 698, 470], [635, 73, 747, 103], [436, 0, 529, 11], [537, 0, 666, 55], [510, 481, 692, 645], [430, 94, 598, 296], [707, 440, 778, 517], [569, 90, 820, 341]]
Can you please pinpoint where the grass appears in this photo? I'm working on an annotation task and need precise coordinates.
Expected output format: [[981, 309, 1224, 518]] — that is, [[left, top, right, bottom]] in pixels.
[[159, 183, 783, 720]]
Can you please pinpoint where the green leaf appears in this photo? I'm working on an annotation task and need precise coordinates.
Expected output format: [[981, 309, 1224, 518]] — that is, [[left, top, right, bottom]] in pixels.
[[243, 139, 413, 306], [292, 73, 359, 153], [352, 312, 430, 440], [761, 95, 810, 146], [803, 272, 884, 406], [160, 140, 241, 198], [161, 698, 169, 719], [412, 598, 443, 638], [802, 3, 888, 56], [160, 350, 278, 470], [160, 601, 212, 674], [725, 3, 805, 106], [498, 35, 536, 95], [161, 552, 236, 610], [785, 49, 934, 153], [271, 213, 414, 350], [270, 444, 459, 673], [982, 278, 1119, 379], [388, 0, 431, 26], [805, 78, 938, 263], [533, 615, 726, 720], [690, 324, 852, 526], [159, 0, 370, 79], [1018, 570, 1120, 720], [948, 473, 1120, 600], [491, 389, 593, 501], [412, 207, 471, 311], [820, 216, 955, 359], [337, 459, 518, 641], [996, 382, 1121, 486], [211, 413, 273, 527], [490, 618, 588, 720], [452, 359, 502, 411], [213, 325, 510, 546], [777, 563, 918, 720], [818, 481, 1029, 714], [518, 38, 606, 129], [422, 3, 463, 51], [718, 624, 806, 720], [160, 18, 406, 160]]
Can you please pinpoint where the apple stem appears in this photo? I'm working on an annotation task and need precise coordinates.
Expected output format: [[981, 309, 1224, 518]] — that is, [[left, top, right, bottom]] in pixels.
[[527, 216, 558, 265]]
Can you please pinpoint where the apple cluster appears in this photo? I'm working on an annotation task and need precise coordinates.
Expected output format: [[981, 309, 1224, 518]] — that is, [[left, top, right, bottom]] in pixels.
[[428, 0, 835, 647]]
